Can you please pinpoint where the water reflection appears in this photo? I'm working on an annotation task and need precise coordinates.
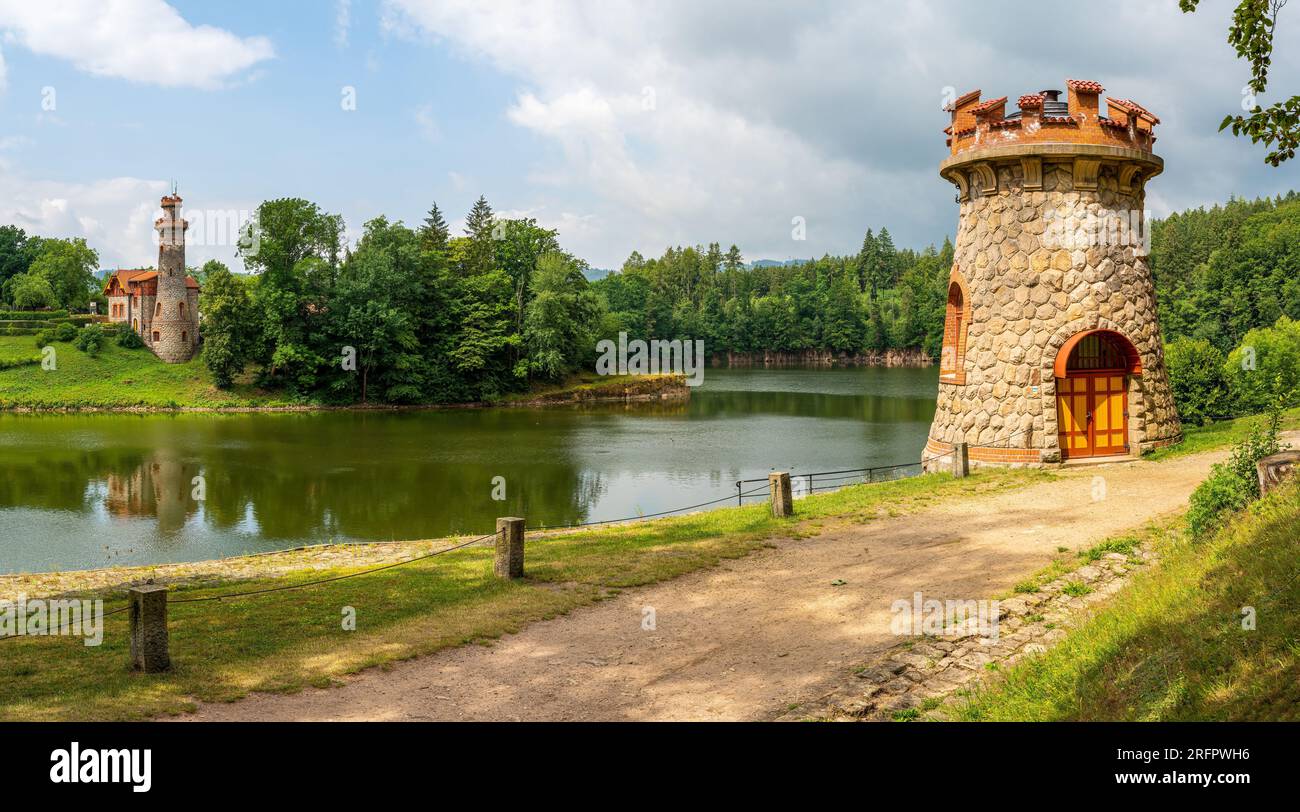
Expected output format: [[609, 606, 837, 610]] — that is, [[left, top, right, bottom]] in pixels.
[[0, 367, 938, 572], [103, 449, 201, 535]]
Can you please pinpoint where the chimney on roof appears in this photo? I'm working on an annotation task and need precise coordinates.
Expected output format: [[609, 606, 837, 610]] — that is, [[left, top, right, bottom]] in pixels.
[[1039, 90, 1068, 117], [1066, 80, 1102, 121]]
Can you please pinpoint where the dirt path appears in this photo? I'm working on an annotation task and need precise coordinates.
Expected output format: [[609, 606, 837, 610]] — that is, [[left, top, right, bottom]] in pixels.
[[176, 444, 1248, 722]]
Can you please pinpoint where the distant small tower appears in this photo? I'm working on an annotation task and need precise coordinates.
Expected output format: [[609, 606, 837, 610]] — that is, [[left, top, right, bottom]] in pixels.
[[923, 80, 1181, 469], [151, 193, 198, 362]]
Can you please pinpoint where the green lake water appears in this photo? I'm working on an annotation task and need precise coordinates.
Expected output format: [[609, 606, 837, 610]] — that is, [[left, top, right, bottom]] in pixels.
[[0, 367, 938, 573]]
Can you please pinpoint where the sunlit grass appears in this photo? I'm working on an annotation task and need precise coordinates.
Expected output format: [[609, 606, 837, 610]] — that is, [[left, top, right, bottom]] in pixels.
[[0, 335, 288, 409], [953, 481, 1300, 721], [1148, 406, 1300, 460]]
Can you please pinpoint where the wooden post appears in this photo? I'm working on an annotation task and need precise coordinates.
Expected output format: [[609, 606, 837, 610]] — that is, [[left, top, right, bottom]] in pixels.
[[769, 472, 793, 517], [129, 585, 170, 673], [953, 442, 969, 479], [1257, 450, 1300, 497], [494, 517, 525, 579]]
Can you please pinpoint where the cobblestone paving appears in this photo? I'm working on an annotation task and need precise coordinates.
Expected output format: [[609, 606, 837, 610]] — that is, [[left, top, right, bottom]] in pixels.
[[783, 544, 1159, 721]]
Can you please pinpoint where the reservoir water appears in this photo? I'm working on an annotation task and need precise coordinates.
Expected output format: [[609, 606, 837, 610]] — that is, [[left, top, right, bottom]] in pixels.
[[0, 367, 937, 572]]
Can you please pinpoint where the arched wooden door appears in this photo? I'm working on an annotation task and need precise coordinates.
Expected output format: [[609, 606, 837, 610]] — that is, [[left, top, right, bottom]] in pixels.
[[1055, 331, 1141, 459]]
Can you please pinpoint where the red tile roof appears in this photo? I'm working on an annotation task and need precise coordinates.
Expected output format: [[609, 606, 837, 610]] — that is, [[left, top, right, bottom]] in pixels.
[[103, 268, 201, 294], [1017, 94, 1045, 108], [947, 88, 981, 111], [970, 96, 1007, 115], [1066, 79, 1105, 94], [1107, 97, 1160, 124]]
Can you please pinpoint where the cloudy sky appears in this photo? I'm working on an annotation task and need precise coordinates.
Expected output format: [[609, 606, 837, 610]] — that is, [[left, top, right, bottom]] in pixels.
[[0, 0, 1297, 272]]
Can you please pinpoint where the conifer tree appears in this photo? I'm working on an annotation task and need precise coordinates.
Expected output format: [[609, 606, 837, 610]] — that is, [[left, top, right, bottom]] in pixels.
[[419, 202, 449, 254], [464, 195, 496, 275]]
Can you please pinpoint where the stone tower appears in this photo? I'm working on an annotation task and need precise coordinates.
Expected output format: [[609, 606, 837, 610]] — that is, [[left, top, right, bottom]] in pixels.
[[151, 194, 198, 362], [922, 80, 1181, 470]]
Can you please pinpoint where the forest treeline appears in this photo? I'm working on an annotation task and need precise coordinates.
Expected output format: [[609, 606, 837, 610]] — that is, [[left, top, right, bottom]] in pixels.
[[1, 191, 1298, 409]]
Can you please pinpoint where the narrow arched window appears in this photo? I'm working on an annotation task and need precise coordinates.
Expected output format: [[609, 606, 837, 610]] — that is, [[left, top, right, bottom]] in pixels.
[[940, 274, 969, 384]]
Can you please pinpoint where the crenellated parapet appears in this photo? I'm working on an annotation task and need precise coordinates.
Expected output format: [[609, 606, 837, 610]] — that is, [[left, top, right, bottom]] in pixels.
[[941, 80, 1162, 204]]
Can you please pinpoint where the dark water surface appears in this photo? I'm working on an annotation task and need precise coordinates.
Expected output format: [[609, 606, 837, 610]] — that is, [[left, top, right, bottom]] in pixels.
[[0, 367, 937, 572]]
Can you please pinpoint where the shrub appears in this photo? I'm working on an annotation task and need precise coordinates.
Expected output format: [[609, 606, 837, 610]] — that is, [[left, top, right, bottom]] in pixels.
[[1166, 337, 1233, 424], [74, 324, 103, 356], [0, 310, 68, 320], [116, 328, 145, 349], [54, 322, 77, 342], [1224, 317, 1300, 415], [1187, 398, 1289, 538], [33, 329, 54, 349]]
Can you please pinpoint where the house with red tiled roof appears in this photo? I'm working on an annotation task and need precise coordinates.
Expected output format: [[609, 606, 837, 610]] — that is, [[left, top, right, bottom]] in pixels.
[[103, 268, 201, 355]]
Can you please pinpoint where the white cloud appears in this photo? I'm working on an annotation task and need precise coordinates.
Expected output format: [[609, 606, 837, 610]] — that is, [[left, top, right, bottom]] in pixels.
[[0, 171, 258, 270], [381, 0, 1299, 268], [382, 0, 895, 266], [0, 0, 274, 89], [335, 0, 352, 48], [414, 103, 439, 142], [0, 44, 7, 93], [0, 174, 168, 267]]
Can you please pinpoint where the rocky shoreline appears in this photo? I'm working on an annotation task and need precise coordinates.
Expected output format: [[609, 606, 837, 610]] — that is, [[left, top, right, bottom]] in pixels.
[[709, 348, 933, 368]]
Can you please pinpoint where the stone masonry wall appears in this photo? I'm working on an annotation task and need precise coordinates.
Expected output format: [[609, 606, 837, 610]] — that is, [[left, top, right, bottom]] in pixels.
[[924, 159, 1181, 468], [151, 242, 196, 363]]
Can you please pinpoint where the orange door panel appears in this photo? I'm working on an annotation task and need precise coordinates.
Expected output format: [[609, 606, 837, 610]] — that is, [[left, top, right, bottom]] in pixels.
[[1057, 374, 1128, 459], [1056, 377, 1091, 457], [1091, 375, 1127, 455]]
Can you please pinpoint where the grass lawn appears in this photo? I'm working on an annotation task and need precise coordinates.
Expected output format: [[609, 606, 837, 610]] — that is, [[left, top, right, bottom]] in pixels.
[[953, 480, 1300, 721], [0, 467, 1050, 721], [0, 335, 292, 409], [1148, 406, 1300, 460]]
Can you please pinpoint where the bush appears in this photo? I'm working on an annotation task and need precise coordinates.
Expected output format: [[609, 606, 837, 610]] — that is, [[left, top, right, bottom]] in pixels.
[[54, 322, 77, 342], [116, 328, 145, 349], [33, 329, 54, 349], [74, 324, 103, 356], [1166, 337, 1233, 424], [1224, 317, 1300, 415], [0, 356, 40, 370], [1187, 399, 1289, 538]]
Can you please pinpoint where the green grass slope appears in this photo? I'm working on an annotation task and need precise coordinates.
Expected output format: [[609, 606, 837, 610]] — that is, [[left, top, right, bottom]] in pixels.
[[0, 335, 291, 409], [956, 480, 1300, 721]]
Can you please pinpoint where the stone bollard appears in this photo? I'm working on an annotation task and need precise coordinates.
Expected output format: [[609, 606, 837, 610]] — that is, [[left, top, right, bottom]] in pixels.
[[129, 585, 171, 673], [495, 517, 525, 579], [1257, 450, 1300, 497], [769, 472, 794, 517], [953, 442, 969, 479]]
